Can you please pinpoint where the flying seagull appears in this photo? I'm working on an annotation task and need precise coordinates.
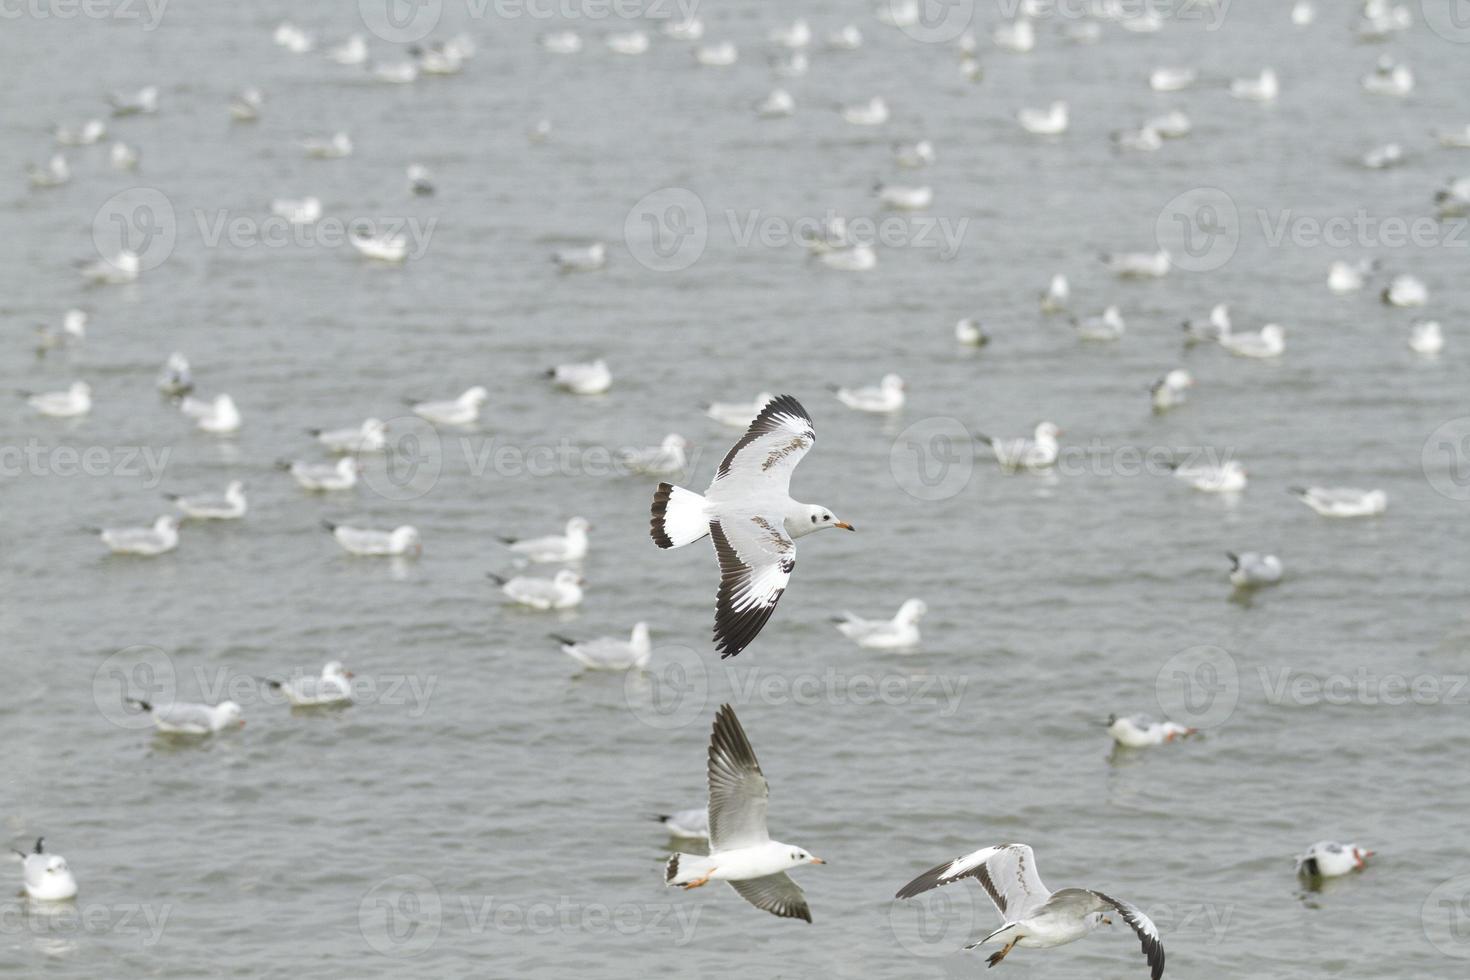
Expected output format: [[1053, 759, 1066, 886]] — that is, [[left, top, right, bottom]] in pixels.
[[894, 843, 1164, 978], [664, 704, 824, 920], [649, 395, 853, 658]]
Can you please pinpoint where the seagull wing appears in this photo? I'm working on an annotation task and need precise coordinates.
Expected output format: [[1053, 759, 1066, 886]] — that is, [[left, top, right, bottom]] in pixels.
[[895, 843, 1052, 920], [708, 516, 794, 658], [1081, 890, 1165, 980], [706, 704, 770, 851], [708, 394, 814, 499], [728, 872, 811, 923]]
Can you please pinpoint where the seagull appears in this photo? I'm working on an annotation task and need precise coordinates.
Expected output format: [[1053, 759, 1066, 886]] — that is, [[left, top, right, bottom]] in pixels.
[[1150, 369, 1194, 411], [665, 704, 824, 921], [28, 154, 71, 188], [271, 197, 322, 225], [267, 661, 354, 706], [108, 85, 158, 116], [126, 698, 243, 734], [1074, 306, 1126, 342], [498, 517, 590, 563], [230, 89, 264, 122], [1291, 0, 1316, 25], [840, 96, 888, 126], [1148, 66, 1196, 91], [308, 418, 387, 454], [54, 119, 105, 145], [1288, 486, 1387, 517], [272, 21, 314, 53], [1362, 56, 1412, 97], [893, 843, 1164, 978], [893, 140, 935, 168], [93, 516, 180, 555], [1231, 68, 1279, 102], [1107, 714, 1198, 748], [166, 480, 247, 520], [1437, 178, 1470, 217], [322, 520, 422, 557], [1101, 249, 1170, 279], [1018, 101, 1068, 135], [80, 251, 140, 284], [649, 396, 852, 658], [815, 243, 876, 271], [977, 422, 1061, 471], [350, 232, 408, 263], [157, 352, 193, 396], [875, 183, 933, 210], [551, 622, 651, 670], [1112, 126, 1162, 154], [1220, 324, 1284, 359], [626, 434, 690, 476], [993, 17, 1036, 52], [409, 387, 488, 426], [413, 37, 472, 74], [324, 34, 368, 65], [1382, 274, 1427, 307], [1227, 551, 1282, 588], [1146, 111, 1191, 139], [955, 317, 990, 347], [12, 838, 78, 901], [1181, 304, 1231, 344], [553, 242, 607, 272], [605, 30, 650, 55], [280, 457, 359, 492], [546, 358, 611, 395], [1296, 842, 1372, 878], [768, 18, 810, 48], [656, 808, 710, 839], [756, 89, 796, 118], [827, 24, 863, 49], [706, 393, 775, 428], [833, 374, 905, 413], [1360, 142, 1403, 170], [302, 132, 352, 159], [34, 309, 88, 353], [694, 41, 738, 66], [1409, 320, 1444, 355], [959, 56, 983, 81], [662, 17, 703, 40], [110, 141, 139, 170], [1170, 459, 1246, 493], [1039, 273, 1069, 313], [1433, 125, 1470, 149], [540, 30, 583, 54], [24, 381, 91, 418], [832, 599, 925, 650], [178, 393, 242, 434], [1327, 259, 1375, 293], [407, 164, 435, 196], [488, 569, 584, 610]]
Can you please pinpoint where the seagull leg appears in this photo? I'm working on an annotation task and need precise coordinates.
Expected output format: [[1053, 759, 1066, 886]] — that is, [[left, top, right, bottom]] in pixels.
[[986, 938, 1019, 968], [680, 875, 712, 890]]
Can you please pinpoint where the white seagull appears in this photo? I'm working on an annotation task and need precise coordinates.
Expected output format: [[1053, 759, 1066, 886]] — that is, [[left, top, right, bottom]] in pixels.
[[1170, 459, 1246, 493], [955, 317, 990, 347], [1018, 101, 1068, 135], [657, 808, 710, 840], [407, 164, 435, 196], [1148, 66, 1196, 92], [1039, 273, 1069, 313], [309, 418, 387, 454], [756, 89, 796, 118], [1075, 306, 1126, 342], [1227, 551, 1282, 588], [1382, 274, 1427, 307], [267, 661, 354, 706], [875, 183, 933, 210], [24, 381, 91, 418], [551, 622, 651, 670], [1409, 320, 1444, 355], [178, 393, 242, 434], [271, 197, 321, 225], [110, 141, 139, 171], [1328, 259, 1375, 294], [13, 839, 78, 901], [157, 352, 193, 395], [833, 374, 905, 413], [1150, 369, 1194, 411], [489, 568, 584, 610], [1289, 486, 1387, 518], [108, 85, 158, 116], [894, 140, 935, 168], [840, 96, 888, 126], [95, 516, 180, 556], [665, 704, 824, 921], [1296, 842, 1372, 878], [1107, 714, 1198, 748], [625, 435, 689, 476], [553, 242, 607, 272], [322, 521, 422, 557], [281, 457, 359, 492], [546, 358, 612, 395], [706, 393, 775, 428], [126, 698, 243, 735], [1231, 68, 1279, 102], [28, 154, 70, 188], [230, 89, 264, 122], [498, 516, 590, 563], [166, 480, 247, 520], [832, 599, 925, 650], [54, 119, 105, 145], [350, 232, 408, 263], [35, 309, 88, 353], [606, 30, 650, 55], [1220, 324, 1284, 359], [694, 41, 738, 66], [894, 843, 1164, 978], [1181, 304, 1231, 345], [80, 251, 140, 285], [409, 386, 489, 426], [978, 422, 1060, 471], [649, 396, 853, 658], [302, 132, 352, 159], [540, 30, 583, 54], [1102, 249, 1170, 279]]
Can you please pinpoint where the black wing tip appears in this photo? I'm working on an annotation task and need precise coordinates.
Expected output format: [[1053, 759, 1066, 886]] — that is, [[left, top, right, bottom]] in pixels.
[[649, 482, 676, 548], [549, 634, 578, 646], [320, 519, 338, 532], [1287, 486, 1308, 496], [665, 853, 679, 883], [486, 572, 507, 585], [495, 535, 518, 545]]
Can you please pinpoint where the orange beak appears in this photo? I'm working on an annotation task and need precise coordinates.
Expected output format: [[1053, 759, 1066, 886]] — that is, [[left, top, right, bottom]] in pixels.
[[810, 857, 826, 865], [834, 522, 855, 531]]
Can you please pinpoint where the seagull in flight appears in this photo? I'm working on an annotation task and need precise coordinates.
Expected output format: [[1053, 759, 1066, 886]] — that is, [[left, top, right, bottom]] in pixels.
[[894, 843, 1164, 978], [649, 395, 853, 658]]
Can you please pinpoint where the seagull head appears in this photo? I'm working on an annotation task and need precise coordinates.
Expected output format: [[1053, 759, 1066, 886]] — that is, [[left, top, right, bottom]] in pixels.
[[1351, 845, 1373, 868], [797, 504, 854, 536], [216, 701, 244, 727], [784, 846, 825, 867]]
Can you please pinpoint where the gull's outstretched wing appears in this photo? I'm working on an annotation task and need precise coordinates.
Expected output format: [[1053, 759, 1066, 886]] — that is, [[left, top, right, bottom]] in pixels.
[[708, 394, 815, 498], [706, 704, 770, 851], [728, 872, 811, 923], [894, 843, 1052, 920], [708, 517, 794, 659], [1077, 890, 1165, 980]]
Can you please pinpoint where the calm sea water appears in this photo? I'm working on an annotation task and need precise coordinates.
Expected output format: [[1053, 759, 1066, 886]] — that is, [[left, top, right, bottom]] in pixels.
[[4, 1, 1470, 977]]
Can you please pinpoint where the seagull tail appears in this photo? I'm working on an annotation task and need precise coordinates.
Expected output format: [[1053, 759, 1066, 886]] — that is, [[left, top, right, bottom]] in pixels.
[[974, 433, 993, 447], [1286, 486, 1308, 497], [125, 697, 152, 713], [495, 535, 519, 545], [486, 572, 508, 585], [649, 483, 708, 550], [665, 852, 716, 886], [548, 634, 578, 647], [320, 519, 338, 532]]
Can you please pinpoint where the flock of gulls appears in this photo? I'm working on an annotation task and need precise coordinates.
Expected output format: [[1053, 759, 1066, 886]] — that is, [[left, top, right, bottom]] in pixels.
[[12, 0, 1461, 974]]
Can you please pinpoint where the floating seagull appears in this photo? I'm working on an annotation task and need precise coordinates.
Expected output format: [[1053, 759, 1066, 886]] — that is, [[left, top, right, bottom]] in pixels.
[[540, 30, 583, 54], [34, 310, 87, 354], [110, 141, 139, 171], [230, 89, 264, 122], [1220, 324, 1284, 359], [833, 374, 905, 413], [694, 41, 738, 66], [977, 422, 1060, 471], [827, 24, 863, 49], [302, 132, 352, 159], [28, 154, 70, 188], [663, 17, 703, 40], [528, 118, 553, 143], [350, 232, 408, 263], [54, 119, 105, 145], [769, 18, 811, 48], [407, 164, 435, 196], [1296, 842, 1372, 879], [875, 183, 932, 210], [1231, 68, 1279, 102], [1148, 66, 1196, 92], [270, 197, 321, 226], [1107, 714, 1197, 748], [878, 0, 920, 28], [706, 392, 774, 428], [108, 85, 158, 116], [1182, 304, 1231, 345], [657, 809, 710, 840], [324, 34, 368, 66], [1436, 178, 1470, 217], [1360, 142, 1404, 170], [1039, 273, 1069, 313], [840, 96, 888, 126], [1288, 486, 1387, 517], [1357, 1, 1409, 39], [273, 21, 314, 53], [1018, 101, 1068, 135], [409, 386, 489, 426], [993, 17, 1036, 52], [498, 517, 590, 563], [1409, 320, 1444, 355], [1382, 274, 1427, 307], [551, 622, 651, 670], [1433, 125, 1470, 149], [1113, 126, 1162, 153], [626, 434, 690, 476], [832, 598, 925, 650], [322, 521, 422, 557], [553, 242, 607, 272], [955, 317, 990, 346], [178, 393, 242, 434], [665, 704, 824, 921], [80, 251, 141, 285], [266, 661, 354, 706], [1170, 459, 1246, 493], [894, 140, 935, 168], [1227, 551, 1282, 588], [166, 480, 247, 520], [488, 569, 584, 610], [280, 457, 359, 492], [157, 352, 193, 396], [894, 843, 1163, 978], [1074, 306, 1126, 342], [414, 40, 468, 75], [13, 838, 77, 901], [756, 89, 796, 118], [94, 515, 179, 555], [650, 396, 852, 658], [372, 60, 420, 84], [1362, 56, 1412, 97], [126, 698, 243, 734], [605, 30, 650, 55], [1150, 369, 1194, 411], [1327, 259, 1375, 293], [546, 358, 611, 395], [24, 381, 91, 418], [1102, 249, 1169, 279], [309, 418, 387, 454], [1291, 0, 1316, 25], [815, 243, 876, 271], [959, 56, 983, 81], [1146, 110, 1191, 139]]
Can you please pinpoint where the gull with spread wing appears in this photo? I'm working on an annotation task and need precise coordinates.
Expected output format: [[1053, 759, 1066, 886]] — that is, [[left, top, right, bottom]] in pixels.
[[649, 395, 853, 659], [894, 843, 1164, 978], [664, 704, 824, 921]]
